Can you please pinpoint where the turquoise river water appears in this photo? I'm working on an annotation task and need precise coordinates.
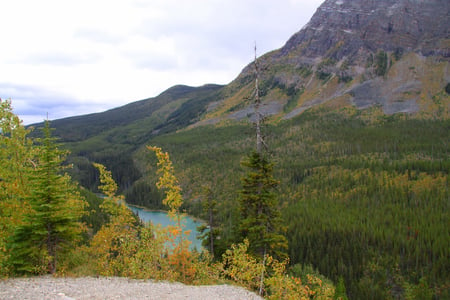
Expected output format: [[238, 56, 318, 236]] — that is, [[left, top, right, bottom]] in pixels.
[[127, 205, 205, 250]]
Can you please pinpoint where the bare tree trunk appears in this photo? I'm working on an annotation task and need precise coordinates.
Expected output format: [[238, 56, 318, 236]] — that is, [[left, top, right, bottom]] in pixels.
[[254, 44, 263, 155]]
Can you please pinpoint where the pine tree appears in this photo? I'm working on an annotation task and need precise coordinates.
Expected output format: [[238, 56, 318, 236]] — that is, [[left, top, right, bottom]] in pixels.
[[7, 120, 86, 274], [238, 151, 288, 259], [237, 46, 287, 259]]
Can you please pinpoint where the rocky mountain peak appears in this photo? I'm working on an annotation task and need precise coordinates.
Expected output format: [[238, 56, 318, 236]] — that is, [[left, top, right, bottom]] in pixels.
[[280, 0, 449, 60], [218, 0, 449, 120]]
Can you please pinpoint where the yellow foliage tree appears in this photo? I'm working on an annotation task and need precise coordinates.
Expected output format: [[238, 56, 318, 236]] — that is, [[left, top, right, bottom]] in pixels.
[[0, 99, 36, 275], [88, 158, 212, 284], [89, 163, 138, 276], [146, 146, 183, 217], [147, 146, 194, 281]]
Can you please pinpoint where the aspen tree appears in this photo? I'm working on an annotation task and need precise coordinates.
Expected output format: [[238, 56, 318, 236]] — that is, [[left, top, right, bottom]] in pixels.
[[0, 99, 35, 274], [89, 163, 137, 276], [147, 146, 191, 280]]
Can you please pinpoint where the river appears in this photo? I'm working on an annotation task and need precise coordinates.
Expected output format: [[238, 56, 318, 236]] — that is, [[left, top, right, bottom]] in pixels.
[[127, 205, 205, 251]]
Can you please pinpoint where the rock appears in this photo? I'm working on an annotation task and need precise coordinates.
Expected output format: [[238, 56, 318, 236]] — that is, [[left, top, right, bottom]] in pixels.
[[227, 0, 449, 119], [280, 0, 449, 59]]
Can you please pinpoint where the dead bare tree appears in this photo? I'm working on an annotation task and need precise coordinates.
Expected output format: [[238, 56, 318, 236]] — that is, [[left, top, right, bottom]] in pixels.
[[252, 43, 267, 155]]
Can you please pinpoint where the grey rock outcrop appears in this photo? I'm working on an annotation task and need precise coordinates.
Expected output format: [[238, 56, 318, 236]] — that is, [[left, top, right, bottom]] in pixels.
[[280, 0, 449, 60], [222, 0, 449, 119]]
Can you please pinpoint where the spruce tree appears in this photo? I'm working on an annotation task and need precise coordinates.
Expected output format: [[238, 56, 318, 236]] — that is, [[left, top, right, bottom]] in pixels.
[[238, 151, 287, 258], [237, 46, 287, 259], [8, 121, 86, 274]]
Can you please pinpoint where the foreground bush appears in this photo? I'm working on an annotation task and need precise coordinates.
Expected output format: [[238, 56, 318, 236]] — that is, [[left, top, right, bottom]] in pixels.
[[220, 239, 335, 299]]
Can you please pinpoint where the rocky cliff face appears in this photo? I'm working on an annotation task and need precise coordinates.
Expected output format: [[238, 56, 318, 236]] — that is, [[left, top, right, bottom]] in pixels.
[[281, 0, 449, 59], [201, 0, 449, 122]]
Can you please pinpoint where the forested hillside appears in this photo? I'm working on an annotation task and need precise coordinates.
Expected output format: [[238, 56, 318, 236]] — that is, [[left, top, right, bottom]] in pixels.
[[130, 104, 449, 299]]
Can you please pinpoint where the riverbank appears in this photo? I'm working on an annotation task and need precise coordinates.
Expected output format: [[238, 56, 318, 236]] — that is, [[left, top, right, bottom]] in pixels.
[[0, 276, 262, 300]]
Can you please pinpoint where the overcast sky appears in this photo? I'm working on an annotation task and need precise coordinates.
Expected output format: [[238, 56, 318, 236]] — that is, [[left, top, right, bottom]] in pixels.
[[0, 0, 323, 124]]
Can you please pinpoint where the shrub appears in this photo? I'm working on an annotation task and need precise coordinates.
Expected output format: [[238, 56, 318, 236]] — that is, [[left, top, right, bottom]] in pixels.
[[219, 239, 335, 298]]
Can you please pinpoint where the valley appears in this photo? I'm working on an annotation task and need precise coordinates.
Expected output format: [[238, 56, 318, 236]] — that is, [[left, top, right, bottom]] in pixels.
[[13, 0, 450, 298]]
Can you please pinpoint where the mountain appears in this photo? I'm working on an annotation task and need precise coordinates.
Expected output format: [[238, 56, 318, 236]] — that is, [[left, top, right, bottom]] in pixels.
[[282, 0, 449, 58], [43, 0, 449, 143], [32, 1, 449, 297], [47, 84, 224, 142], [41, 83, 224, 190], [199, 0, 449, 123]]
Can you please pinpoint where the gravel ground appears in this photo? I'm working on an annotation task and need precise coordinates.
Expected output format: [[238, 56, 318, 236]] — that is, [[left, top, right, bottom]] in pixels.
[[0, 276, 263, 300]]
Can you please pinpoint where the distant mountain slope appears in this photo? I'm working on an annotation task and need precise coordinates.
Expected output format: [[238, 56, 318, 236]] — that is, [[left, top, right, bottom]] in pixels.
[[281, 0, 449, 58], [42, 84, 223, 142]]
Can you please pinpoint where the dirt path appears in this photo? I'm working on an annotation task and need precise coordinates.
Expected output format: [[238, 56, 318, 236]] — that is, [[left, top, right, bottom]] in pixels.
[[0, 276, 263, 300]]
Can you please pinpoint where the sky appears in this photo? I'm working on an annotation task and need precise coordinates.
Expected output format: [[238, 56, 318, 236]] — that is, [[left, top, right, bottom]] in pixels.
[[0, 0, 323, 124]]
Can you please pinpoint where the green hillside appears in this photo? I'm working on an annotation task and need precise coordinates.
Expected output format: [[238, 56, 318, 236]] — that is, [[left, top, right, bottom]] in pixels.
[[41, 84, 224, 190], [138, 105, 449, 298]]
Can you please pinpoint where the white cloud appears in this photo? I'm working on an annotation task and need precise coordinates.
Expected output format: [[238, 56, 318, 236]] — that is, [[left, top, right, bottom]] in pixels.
[[0, 0, 324, 124]]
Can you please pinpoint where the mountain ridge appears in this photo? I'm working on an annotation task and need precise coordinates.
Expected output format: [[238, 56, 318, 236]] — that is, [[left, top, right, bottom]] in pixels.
[[44, 83, 223, 142], [200, 0, 449, 124], [35, 0, 449, 140], [280, 0, 449, 58]]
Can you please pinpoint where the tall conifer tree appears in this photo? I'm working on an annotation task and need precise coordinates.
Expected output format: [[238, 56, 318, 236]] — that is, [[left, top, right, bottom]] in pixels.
[[238, 151, 287, 258], [237, 46, 287, 259], [8, 121, 85, 274]]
